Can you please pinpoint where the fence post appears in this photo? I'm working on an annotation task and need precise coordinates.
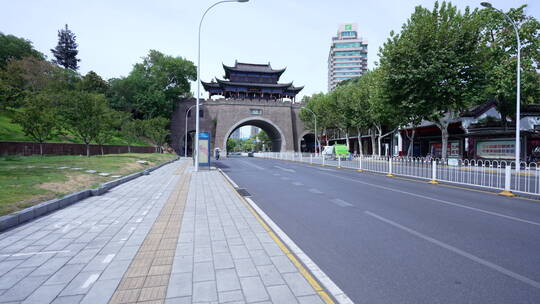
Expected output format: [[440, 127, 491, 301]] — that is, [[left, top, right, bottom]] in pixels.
[[357, 156, 363, 172], [386, 157, 394, 177], [310, 154, 313, 165], [499, 165, 516, 196], [300, 153, 303, 163], [429, 160, 439, 184], [322, 155, 325, 166], [337, 156, 341, 168]]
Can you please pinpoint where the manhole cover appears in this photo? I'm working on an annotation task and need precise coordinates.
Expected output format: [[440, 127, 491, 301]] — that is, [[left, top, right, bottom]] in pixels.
[[236, 188, 251, 197]]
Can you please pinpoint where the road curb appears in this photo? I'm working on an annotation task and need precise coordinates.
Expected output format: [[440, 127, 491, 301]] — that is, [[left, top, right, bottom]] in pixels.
[[0, 157, 179, 232], [217, 168, 353, 304]]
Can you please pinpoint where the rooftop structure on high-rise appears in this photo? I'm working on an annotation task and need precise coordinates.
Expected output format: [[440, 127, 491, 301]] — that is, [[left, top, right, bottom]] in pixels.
[[327, 23, 368, 91], [202, 61, 303, 101]]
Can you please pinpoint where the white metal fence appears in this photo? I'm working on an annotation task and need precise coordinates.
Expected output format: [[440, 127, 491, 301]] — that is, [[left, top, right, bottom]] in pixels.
[[254, 152, 540, 196]]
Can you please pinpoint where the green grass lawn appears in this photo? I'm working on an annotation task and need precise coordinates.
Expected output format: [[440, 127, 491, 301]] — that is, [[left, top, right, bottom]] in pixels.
[[0, 108, 151, 146], [0, 153, 177, 216]]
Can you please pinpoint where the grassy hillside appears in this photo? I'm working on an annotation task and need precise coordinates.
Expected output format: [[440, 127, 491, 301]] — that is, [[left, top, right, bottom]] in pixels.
[[0, 108, 151, 146]]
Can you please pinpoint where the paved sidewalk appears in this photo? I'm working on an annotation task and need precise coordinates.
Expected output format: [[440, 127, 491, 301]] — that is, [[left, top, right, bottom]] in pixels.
[[0, 160, 328, 304]]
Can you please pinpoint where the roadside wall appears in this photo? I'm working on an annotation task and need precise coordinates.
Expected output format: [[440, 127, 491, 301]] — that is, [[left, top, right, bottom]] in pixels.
[[0, 142, 156, 156]]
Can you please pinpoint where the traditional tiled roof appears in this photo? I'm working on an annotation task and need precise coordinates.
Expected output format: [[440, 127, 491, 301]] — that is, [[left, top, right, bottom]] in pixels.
[[215, 78, 293, 88], [461, 99, 498, 118], [223, 61, 286, 77]]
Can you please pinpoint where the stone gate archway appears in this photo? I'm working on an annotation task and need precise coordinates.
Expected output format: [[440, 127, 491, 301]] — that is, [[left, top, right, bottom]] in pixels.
[[223, 117, 286, 153], [171, 98, 309, 156]]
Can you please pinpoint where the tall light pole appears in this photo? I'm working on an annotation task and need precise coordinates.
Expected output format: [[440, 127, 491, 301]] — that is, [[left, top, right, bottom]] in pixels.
[[185, 104, 197, 157], [481, 2, 521, 168], [195, 0, 249, 171], [302, 107, 319, 155]]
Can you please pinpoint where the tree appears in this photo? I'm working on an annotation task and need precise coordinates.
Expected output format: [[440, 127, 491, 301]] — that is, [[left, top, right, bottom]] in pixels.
[[227, 137, 242, 152], [255, 131, 272, 151], [142, 117, 170, 153], [51, 24, 80, 70], [364, 69, 402, 156], [1, 57, 80, 109], [79, 71, 109, 94], [0, 33, 44, 68], [59, 91, 110, 156], [299, 93, 327, 151], [121, 119, 144, 153], [108, 50, 196, 119], [12, 93, 58, 155], [94, 109, 129, 155], [477, 5, 540, 125], [379, 1, 484, 159]]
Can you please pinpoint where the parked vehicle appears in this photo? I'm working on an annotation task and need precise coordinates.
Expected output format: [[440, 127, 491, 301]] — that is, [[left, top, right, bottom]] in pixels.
[[322, 145, 349, 160]]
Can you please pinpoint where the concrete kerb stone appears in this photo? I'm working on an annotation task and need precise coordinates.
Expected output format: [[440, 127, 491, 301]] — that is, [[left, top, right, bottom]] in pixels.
[[0, 157, 180, 232]]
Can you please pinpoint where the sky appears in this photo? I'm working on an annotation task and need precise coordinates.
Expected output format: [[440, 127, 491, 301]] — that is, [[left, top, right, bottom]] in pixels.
[[1, 0, 538, 100]]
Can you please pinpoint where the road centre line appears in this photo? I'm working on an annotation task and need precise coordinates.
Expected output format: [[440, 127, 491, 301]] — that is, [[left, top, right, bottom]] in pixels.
[[309, 188, 323, 194], [275, 165, 296, 173], [365, 211, 540, 290], [318, 171, 540, 227], [330, 198, 353, 207], [238, 159, 265, 170]]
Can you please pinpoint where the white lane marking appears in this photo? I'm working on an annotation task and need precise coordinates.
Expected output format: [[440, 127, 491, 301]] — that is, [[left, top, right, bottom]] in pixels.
[[141, 210, 148, 216], [272, 173, 280, 176], [244, 196, 353, 304], [135, 218, 142, 223], [330, 198, 353, 207], [0, 250, 70, 258], [102, 254, 115, 264], [81, 273, 100, 289], [128, 227, 136, 233], [238, 159, 265, 170], [292, 182, 304, 186], [317, 167, 335, 172], [308, 188, 323, 194], [274, 166, 295, 173], [281, 177, 291, 181], [365, 211, 540, 290], [320, 172, 540, 227]]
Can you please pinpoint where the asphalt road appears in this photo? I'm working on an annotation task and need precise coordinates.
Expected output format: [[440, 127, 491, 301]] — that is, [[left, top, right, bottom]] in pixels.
[[216, 156, 540, 304]]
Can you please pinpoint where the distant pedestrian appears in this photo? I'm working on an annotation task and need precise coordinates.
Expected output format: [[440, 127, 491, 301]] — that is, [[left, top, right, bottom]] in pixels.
[[215, 148, 220, 160]]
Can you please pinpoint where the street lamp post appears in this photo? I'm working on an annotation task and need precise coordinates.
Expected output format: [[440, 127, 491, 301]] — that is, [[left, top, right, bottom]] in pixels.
[[185, 104, 197, 157], [481, 2, 521, 168], [195, 0, 249, 171], [302, 107, 319, 155]]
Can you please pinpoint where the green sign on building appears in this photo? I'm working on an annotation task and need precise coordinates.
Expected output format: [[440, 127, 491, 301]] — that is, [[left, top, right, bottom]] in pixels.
[[345, 24, 352, 30]]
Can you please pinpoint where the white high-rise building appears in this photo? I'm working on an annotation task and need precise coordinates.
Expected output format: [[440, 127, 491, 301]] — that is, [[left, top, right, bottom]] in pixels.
[[327, 23, 368, 91]]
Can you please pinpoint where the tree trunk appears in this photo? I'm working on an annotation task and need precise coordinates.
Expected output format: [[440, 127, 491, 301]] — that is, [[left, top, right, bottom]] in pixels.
[[435, 119, 450, 160], [345, 131, 350, 150], [357, 128, 363, 156], [39, 142, 43, 156], [369, 128, 377, 156], [101, 145, 104, 156], [406, 128, 416, 157], [86, 144, 90, 157], [128, 145, 131, 153], [441, 127, 449, 160]]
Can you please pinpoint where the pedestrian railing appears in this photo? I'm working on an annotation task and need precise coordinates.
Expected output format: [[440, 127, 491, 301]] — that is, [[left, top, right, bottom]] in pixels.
[[254, 152, 540, 197]]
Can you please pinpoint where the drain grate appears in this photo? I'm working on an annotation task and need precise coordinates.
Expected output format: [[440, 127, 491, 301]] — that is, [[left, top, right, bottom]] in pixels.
[[236, 188, 251, 197]]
